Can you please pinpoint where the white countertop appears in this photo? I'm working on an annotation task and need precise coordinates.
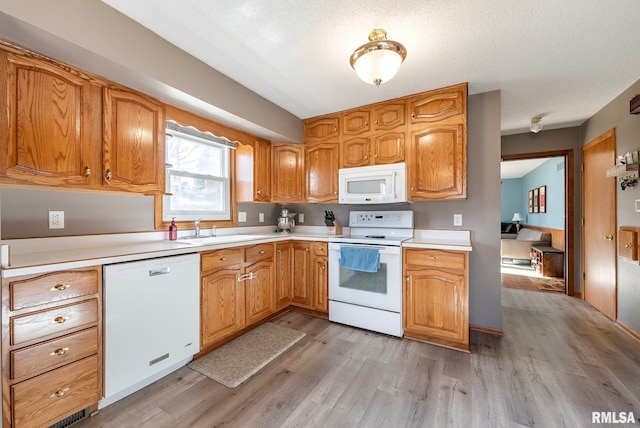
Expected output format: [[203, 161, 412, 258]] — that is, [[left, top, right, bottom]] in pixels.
[[0, 227, 472, 277], [403, 229, 473, 252]]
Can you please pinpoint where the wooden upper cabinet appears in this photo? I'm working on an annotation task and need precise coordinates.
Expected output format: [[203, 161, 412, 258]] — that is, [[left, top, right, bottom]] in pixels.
[[408, 83, 467, 125], [0, 51, 102, 187], [103, 86, 165, 193], [342, 110, 371, 136], [342, 138, 371, 168], [271, 143, 304, 203], [236, 139, 271, 202], [373, 102, 405, 130], [408, 124, 467, 200], [373, 132, 405, 164], [306, 142, 339, 203], [304, 115, 339, 142]]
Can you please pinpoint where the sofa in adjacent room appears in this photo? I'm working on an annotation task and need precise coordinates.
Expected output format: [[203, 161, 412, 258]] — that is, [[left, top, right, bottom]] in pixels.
[[501, 227, 552, 262]]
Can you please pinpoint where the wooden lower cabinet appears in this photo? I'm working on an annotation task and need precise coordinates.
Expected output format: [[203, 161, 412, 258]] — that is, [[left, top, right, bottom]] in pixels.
[[201, 267, 245, 348], [290, 241, 328, 313], [1, 267, 103, 428], [199, 244, 276, 351], [244, 260, 275, 325], [312, 253, 328, 312], [291, 241, 313, 307], [403, 248, 469, 352], [275, 241, 293, 309]]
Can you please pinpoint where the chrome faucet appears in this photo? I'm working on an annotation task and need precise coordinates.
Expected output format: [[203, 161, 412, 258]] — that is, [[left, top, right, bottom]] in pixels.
[[194, 218, 202, 237]]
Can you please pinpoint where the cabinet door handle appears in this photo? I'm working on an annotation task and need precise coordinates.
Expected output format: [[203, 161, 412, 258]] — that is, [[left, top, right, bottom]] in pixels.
[[259, 250, 265, 254], [52, 316, 68, 324], [306, 248, 310, 252], [84, 167, 91, 177], [50, 387, 70, 398], [50, 347, 69, 356], [220, 257, 227, 261], [257, 189, 261, 194], [625, 243, 633, 248], [321, 265, 326, 270], [601, 235, 614, 240], [430, 256, 438, 261], [105, 169, 112, 181], [277, 249, 281, 253], [51, 283, 70, 291]]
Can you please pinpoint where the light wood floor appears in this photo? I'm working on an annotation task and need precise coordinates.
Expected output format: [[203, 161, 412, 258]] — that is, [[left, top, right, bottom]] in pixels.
[[77, 289, 640, 428]]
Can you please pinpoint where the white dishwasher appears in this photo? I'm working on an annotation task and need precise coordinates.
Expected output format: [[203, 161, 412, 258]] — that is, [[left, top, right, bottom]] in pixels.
[[101, 253, 200, 408]]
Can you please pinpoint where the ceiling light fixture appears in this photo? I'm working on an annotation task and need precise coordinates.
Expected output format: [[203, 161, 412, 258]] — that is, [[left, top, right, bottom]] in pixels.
[[530, 116, 544, 133], [350, 29, 407, 87]]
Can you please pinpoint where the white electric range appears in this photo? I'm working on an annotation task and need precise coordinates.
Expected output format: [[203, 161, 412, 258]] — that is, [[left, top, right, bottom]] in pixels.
[[328, 210, 413, 337]]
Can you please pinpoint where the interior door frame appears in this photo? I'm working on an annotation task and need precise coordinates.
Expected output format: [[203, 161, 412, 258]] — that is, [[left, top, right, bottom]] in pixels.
[[501, 149, 575, 296]]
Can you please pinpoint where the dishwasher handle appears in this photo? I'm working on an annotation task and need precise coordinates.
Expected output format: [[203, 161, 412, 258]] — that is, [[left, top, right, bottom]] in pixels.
[[149, 267, 171, 277]]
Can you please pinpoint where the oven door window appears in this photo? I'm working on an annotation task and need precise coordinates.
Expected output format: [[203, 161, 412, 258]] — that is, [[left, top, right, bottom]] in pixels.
[[339, 264, 388, 294]]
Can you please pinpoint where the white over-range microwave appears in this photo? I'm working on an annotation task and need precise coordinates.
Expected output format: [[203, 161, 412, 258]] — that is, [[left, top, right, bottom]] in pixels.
[[338, 163, 407, 204]]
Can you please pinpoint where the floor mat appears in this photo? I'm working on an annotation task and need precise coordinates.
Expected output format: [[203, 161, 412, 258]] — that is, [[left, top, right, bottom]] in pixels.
[[189, 322, 305, 388]]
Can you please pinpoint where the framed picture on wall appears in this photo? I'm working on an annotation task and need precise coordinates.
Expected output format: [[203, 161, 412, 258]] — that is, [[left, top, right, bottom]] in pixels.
[[533, 188, 539, 213], [539, 185, 546, 213], [528, 190, 533, 213]]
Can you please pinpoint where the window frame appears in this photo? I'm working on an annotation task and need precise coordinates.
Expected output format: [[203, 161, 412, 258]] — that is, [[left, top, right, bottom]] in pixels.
[[162, 127, 232, 222]]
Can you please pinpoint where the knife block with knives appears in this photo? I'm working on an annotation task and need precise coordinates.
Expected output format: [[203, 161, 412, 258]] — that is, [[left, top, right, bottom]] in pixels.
[[324, 210, 342, 235]]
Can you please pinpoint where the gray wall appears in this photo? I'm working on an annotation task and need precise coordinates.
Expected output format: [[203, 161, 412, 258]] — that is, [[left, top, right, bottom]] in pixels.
[[580, 78, 640, 335], [0, 189, 155, 238]]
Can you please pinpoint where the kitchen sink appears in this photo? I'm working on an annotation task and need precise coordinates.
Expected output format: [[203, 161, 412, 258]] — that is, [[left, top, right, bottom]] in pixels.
[[177, 234, 264, 246]]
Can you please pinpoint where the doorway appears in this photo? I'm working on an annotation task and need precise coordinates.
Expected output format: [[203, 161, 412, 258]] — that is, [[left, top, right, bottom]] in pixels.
[[501, 150, 575, 296]]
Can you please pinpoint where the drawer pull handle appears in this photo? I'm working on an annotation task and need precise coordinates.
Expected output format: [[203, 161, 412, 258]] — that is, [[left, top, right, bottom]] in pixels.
[[259, 250, 265, 254], [52, 316, 68, 324], [51, 283, 70, 291], [625, 243, 633, 249], [220, 257, 227, 261], [430, 256, 438, 261], [50, 387, 70, 398], [50, 347, 69, 356]]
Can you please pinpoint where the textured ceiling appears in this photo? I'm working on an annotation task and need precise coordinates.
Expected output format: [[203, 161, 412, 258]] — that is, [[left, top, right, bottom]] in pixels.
[[101, 0, 640, 135]]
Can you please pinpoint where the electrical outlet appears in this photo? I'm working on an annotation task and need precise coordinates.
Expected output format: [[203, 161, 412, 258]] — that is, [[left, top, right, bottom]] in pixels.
[[238, 211, 247, 222], [298, 213, 304, 223], [453, 213, 462, 226], [49, 211, 65, 229], [259, 213, 265, 223]]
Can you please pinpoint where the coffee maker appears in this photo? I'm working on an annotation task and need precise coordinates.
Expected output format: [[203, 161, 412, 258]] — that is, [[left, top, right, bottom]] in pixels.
[[276, 208, 296, 233]]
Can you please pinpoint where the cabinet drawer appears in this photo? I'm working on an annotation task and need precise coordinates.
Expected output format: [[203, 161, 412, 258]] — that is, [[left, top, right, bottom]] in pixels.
[[404, 248, 466, 271], [313, 242, 328, 256], [12, 355, 99, 428], [11, 327, 98, 380], [10, 299, 98, 346], [245, 243, 274, 264], [201, 249, 242, 272], [9, 269, 99, 311]]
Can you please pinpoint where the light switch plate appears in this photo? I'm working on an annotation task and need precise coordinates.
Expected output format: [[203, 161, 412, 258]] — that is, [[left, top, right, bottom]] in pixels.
[[636, 199, 640, 212], [298, 213, 304, 223], [238, 212, 247, 222], [453, 214, 462, 226], [259, 213, 264, 223]]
